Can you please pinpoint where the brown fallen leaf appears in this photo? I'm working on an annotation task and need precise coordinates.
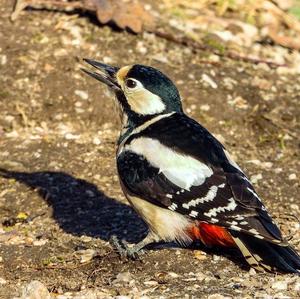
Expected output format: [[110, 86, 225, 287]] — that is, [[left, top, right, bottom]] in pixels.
[[11, 0, 155, 33], [268, 26, 300, 50], [91, 0, 155, 33]]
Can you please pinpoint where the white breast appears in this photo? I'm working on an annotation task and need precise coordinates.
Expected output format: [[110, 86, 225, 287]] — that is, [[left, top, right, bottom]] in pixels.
[[126, 194, 192, 245]]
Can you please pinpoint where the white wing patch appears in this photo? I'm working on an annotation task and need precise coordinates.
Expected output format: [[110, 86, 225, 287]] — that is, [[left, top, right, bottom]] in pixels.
[[182, 183, 225, 209], [204, 197, 237, 218], [125, 137, 213, 190]]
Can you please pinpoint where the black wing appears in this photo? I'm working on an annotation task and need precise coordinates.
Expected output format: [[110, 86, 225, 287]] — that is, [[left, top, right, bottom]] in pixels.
[[117, 113, 283, 243]]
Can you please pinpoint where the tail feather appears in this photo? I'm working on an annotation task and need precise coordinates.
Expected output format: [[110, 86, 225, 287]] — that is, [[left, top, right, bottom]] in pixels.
[[231, 232, 300, 273]]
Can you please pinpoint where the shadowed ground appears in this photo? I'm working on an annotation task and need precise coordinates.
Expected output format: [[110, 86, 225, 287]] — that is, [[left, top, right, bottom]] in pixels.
[[0, 168, 147, 243]]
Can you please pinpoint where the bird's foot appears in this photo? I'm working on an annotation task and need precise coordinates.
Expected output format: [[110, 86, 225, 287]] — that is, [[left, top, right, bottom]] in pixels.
[[110, 235, 145, 260]]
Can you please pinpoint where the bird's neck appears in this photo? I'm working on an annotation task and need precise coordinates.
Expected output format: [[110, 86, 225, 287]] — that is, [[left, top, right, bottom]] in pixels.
[[117, 111, 160, 145]]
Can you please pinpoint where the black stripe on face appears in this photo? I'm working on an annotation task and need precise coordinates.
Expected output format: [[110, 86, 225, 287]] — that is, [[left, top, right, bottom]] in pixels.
[[116, 90, 158, 125]]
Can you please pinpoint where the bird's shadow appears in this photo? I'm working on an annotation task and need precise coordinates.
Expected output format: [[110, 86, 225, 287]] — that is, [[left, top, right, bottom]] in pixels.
[[0, 168, 147, 243], [0, 168, 247, 270]]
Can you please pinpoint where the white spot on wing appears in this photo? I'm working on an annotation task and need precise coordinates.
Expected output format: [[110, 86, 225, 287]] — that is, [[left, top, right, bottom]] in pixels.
[[234, 215, 245, 221], [169, 203, 178, 211], [211, 218, 219, 223], [204, 198, 237, 218], [228, 221, 238, 226], [249, 228, 260, 235], [182, 185, 218, 209], [189, 210, 198, 217], [240, 221, 248, 225], [125, 138, 213, 190], [230, 225, 242, 231]]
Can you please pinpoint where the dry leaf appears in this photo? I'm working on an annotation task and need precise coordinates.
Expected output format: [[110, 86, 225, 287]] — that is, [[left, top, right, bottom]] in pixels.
[[12, 0, 155, 33], [89, 0, 155, 33]]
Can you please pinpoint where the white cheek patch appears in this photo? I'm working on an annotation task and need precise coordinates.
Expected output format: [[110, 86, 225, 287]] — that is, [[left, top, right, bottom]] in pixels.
[[126, 88, 166, 115], [125, 137, 213, 190]]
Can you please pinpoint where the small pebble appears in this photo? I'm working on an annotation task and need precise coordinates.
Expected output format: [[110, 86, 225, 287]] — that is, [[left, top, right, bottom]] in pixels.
[[196, 272, 207, 282], [0, 277, 7, 285], [33, 239, 48, 246], [200, 104, 210, 111], [0, 55, 7, 65], [212, 255, 220, 261], [272, 280, 288, 291], [274, 168, 283, 174], [74, 90, 89, 100], [21, 280, 50, 299], [92, 137, 101, 145], [201, 74, 218, 89], [103, 56, 113, 64], [288, 173, 297, 180], [228, 96, 248, 109], [250, 173, 263, 184], [64, 133, 80, 140], [294, 282, 300, 291], [144, 280, 158, 286], [76, 249, 97, 263], [194, 250, 207, 261], [114, 272, 133, 283], [80, 236, 92, 243]]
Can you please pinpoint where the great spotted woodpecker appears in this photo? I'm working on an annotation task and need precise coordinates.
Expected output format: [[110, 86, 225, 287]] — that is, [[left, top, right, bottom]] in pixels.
[[82, 59, 300, 273]]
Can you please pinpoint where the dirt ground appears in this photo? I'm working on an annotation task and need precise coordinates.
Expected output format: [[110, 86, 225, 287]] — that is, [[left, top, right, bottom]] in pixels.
[[0, 0, 300, 298]]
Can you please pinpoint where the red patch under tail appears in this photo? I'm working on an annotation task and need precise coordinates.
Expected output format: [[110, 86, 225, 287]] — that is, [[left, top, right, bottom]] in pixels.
[[188, 222, 235, 247]]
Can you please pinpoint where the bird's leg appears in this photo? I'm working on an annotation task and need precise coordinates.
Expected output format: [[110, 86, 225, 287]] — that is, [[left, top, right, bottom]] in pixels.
[[110, 232, 159, 259]]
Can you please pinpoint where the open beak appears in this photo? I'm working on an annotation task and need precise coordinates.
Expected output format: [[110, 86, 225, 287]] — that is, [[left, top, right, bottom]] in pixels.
[[81, 58, 121, 90]]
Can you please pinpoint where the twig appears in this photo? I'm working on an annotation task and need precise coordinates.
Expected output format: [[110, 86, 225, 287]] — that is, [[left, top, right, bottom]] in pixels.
[[11, 0, 85, 21], [224, 51, 286, 68], [151, 29, 287, 68], [262, 114, 298, 139]]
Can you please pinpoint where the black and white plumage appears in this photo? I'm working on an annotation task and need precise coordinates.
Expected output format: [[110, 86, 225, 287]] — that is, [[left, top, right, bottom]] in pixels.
[[82, 60, 300, 273]]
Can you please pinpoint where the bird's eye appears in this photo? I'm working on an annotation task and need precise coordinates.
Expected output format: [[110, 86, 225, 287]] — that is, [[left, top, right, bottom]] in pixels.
[[125, 79, 137, 89]]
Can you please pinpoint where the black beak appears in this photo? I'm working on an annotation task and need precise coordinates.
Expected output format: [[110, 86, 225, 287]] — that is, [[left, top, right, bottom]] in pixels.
[[81, 58, 121, 90]]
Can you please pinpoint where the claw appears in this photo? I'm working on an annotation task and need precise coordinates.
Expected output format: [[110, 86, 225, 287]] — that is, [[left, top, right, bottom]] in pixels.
[[109, 235, 144, 260], [110, 235, 127, 257]]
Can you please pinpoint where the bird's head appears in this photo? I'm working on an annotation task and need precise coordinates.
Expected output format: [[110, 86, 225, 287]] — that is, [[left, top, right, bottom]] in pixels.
[[82, 59, 182, 126]]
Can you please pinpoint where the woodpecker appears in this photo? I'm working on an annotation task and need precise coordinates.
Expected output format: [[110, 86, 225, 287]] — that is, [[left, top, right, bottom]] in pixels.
[[82, 59, 300, 273]]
